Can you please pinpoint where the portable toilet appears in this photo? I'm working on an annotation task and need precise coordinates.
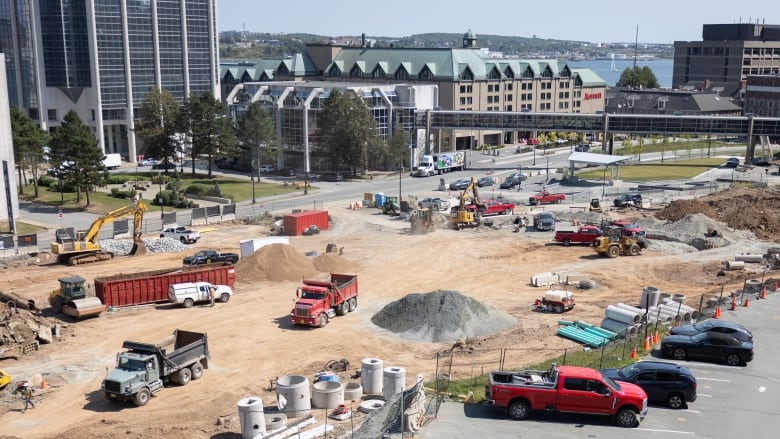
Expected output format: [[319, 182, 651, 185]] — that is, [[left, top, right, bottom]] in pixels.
[[374, 192, 386, 208]]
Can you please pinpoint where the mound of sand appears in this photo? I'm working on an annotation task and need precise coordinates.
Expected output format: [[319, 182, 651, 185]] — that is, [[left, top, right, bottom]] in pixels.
[[371, 290, 517, 343], [312, 253, 355, 273], [234, 243, 319, 282]]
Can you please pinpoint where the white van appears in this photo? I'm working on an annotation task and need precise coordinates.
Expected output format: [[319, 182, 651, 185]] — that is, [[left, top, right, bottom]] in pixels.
[[168, 282, 233, 308]]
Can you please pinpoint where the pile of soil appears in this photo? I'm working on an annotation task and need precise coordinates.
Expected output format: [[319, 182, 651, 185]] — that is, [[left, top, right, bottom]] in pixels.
[[371, 290, 517, 343], [312, 253, 355, 273], [655, 187, 780, 242], [234, 244, 319, 282]]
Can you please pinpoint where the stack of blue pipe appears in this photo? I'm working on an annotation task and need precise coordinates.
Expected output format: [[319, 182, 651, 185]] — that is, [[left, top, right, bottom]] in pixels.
[[557, 320, 618, 348]]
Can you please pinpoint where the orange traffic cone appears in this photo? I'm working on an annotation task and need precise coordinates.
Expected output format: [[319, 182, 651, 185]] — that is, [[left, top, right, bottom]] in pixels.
[[713, 305, 721, 319], [760, 287, 767, 300], [643, 336, 651, 351], [774, 281, 778, 292], [743, 297, 750, 307], [41, 377, 47, 390], [630, 347, 637, 360], [730, 295, 737, 311], [654, 331, 660, 345]]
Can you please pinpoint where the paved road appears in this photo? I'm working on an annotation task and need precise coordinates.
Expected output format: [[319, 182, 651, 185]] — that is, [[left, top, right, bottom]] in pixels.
[[420, 291, 780, 439]]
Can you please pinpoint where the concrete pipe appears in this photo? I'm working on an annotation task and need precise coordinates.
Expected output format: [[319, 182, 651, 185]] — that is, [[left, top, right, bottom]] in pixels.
[[343, 382, 363, 402], [311, 381, 344, 409], [660, 304, 692, 322], [383, 367, 407, 400], [237, 397, 265, 439], [600, 318, 632, 337], [671, 293, 686, 304], [361, 358, 384, 395], [735, 254, 764, 263], [615, 303, 648, 317], [725, 260, 745, 270], [276, 375, 311, 418], [655, 306, 683, 322], [604, 305, 641, 325], [264, 413, 287, 431], [672, 302, 700, 320], [640, 286, 660, 309], [648, 307, 674, 323]]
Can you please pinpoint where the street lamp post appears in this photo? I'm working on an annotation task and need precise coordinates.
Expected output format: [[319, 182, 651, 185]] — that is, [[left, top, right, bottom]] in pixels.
[[545, 156, 550, 181], [157, 172, 164, 222], [532, 146, 536, 166]]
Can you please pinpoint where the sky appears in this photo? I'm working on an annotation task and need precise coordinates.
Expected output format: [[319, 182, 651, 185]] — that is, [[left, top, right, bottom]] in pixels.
[[217, 0, 775, 45]]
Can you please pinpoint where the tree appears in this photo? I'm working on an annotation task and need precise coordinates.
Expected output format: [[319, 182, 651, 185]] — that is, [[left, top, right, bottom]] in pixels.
[[135, 87, 180, 167], [318, 90, 379, 175], [384, 127, 409, 170], [236, 102, 276, 181], [48, 110, 105, 205], [616, 66, 660, 89], [10, 107, 48, 197], [180, 91, 237, 176]]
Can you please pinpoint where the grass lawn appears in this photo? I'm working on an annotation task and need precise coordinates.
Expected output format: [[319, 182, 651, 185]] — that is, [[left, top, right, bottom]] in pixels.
[[576, 158, 727, 182], [20, 172, 306, 215]]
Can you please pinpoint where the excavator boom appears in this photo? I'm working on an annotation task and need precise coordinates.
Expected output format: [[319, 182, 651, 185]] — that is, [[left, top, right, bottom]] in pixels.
[[449, 177, 485, 230]]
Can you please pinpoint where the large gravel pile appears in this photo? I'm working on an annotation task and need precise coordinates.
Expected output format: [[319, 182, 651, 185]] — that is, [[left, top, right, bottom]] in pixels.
[[98, 237, 190, 256], [234, 243, 321, 282], [371, 290, 517, 343]]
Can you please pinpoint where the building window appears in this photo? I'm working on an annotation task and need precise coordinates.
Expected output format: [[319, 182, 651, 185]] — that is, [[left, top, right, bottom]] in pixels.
[[488, 68, 501, 80], [488, 84, 494, 92], [419, 66, 433, 80], [461, 68, 474, 81], [460, 97, 466, 105], [505, 83, 513, 91], [328, 65, 342, 77], [506, 94, 513, 101], [372, 66, 385, 78], [487, 96, 493, 103], [350, 65, 363, 78], [504, 68, 515, 79], [47, 109, 57, 121], [506, 105, 512, 111], [395, 67, 409, 80], [467, 97, 473, 104]]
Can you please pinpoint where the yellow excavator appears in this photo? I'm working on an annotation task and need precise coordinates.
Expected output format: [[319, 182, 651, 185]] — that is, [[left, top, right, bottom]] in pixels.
[[51, 199, 148, 265], [449, 177, 485, 230]]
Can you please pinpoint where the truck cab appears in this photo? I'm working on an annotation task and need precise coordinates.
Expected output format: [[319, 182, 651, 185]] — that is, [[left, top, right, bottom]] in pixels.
[[103, 351, 164, 406]]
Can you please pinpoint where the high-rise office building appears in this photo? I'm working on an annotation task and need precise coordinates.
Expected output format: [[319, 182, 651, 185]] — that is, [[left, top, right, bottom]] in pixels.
[[673, 23, 780, 103], [0, 0, 220, 162]]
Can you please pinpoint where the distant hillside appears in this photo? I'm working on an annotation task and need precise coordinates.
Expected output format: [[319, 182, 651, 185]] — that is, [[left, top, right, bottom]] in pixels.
[[219, 31, 672, 60]]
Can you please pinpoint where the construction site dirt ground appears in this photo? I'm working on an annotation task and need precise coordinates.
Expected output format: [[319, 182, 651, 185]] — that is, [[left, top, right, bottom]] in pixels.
[[2, 185, 780, 439]]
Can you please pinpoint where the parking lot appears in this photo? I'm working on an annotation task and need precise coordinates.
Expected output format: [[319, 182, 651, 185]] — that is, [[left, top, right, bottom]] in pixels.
[[421, 292, 780, 438]]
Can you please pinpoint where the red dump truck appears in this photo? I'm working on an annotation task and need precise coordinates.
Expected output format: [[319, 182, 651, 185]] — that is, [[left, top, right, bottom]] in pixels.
[[95, 264, 236, 308], [290, 274, 358, 328], [486, 365, 648, 428]]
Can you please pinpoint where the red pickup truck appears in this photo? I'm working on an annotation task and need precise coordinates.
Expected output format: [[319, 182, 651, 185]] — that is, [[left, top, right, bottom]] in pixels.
[[529, 191, 566, 206], [466, 199, 515, 216], [554, 225, 602, 246], [486, 365, 648, 428]]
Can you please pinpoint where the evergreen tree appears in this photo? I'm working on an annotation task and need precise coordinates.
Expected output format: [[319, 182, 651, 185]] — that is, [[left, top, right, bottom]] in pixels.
[[180, 91, 236, 176], [10, 107, 48, 197], [318, 90, 379, 175], [135, 87, 180, 167], [236, 102, 276, 181], [49, 110, 104, 205]]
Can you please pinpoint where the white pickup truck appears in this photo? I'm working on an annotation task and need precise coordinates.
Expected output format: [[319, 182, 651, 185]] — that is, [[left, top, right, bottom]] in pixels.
[[160, 226, 201, 244], [168, 282, 233, 308]]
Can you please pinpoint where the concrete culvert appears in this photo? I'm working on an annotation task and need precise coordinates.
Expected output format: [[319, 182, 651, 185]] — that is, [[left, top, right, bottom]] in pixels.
[[371, 290, 516, 343]]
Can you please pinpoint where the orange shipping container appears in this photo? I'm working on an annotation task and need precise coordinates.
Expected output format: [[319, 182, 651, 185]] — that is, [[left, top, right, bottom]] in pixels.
[[284, 210, 329, 236]]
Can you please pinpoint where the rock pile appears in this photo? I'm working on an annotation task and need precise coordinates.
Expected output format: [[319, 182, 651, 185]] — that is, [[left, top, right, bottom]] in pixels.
[[371, 290, 517, 343], [98, 237, 190, 256], [0, 299, 59, 359], [234, 243, 353, 282]]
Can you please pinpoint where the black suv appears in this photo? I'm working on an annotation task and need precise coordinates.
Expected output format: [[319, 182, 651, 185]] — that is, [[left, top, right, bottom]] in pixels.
[[601, 361, 697, 409], [574, 144, 590, 152], [499, 172, 527, 189], [613, 192, 642, 207]]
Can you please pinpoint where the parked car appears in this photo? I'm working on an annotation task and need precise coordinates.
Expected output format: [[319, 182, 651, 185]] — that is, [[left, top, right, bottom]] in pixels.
[[499, 172, 527, 189], [751, 156, 771, 166], [275, 168, 296, 177], [670, 319, 753, 343], [152, 161, 177, 170], [318, 172, 344, 182], [574, 144, 591, 152], [418, 197, 450, 211], [476, 176, 494, 187], [449, 178, 471, 190], [259, 164, 275, 173], [137, 158, 157, 167], [614, 192, 643, 207], [600, 361, 697, 409], [660, 332, 754, 366], [725, 157, 740, 168], [533, 212, 556, 231]]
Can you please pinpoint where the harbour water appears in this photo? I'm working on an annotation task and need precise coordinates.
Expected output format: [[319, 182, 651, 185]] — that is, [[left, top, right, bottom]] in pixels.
[[568, 58, 673, 88]]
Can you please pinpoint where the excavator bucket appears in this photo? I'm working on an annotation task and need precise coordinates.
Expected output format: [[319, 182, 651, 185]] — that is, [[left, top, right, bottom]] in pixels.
[[130, 239, 147, 256]]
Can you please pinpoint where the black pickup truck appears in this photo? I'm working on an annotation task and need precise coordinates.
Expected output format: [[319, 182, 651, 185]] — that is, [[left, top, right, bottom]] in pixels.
[[182, 249, 239, 266]]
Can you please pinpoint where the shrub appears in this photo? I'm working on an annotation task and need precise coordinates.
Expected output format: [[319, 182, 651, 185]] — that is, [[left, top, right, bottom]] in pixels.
[[110, 188, 137, 199], [184, 183, 208, 196], [38, 175, 55, 187]]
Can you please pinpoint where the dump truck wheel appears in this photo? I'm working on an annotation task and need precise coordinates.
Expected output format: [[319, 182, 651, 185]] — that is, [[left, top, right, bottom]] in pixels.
[[348, 298, 357, 312], [177, 367, 192, 386], [134, 388, 150, 406], [336, 303, 347, 316], [190, 362, 204, 380], [319, 314, 328, 327], [608, 246, 620, 258]]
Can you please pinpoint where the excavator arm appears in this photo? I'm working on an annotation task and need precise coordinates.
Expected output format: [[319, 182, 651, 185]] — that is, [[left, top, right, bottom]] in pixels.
[[459, 177, 484, 210], [84, 200, 149, 246]]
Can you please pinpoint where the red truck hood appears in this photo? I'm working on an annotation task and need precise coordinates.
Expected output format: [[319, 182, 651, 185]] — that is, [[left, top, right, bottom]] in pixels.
[[615, 381, 647, 400], [295, 298, 322, 308]]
